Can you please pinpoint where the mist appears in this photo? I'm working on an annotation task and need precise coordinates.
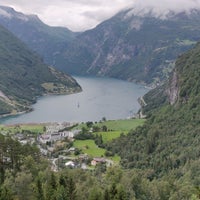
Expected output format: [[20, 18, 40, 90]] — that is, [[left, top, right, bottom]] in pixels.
[[1, 0, 200, 31], [128, 0, 200, 18]]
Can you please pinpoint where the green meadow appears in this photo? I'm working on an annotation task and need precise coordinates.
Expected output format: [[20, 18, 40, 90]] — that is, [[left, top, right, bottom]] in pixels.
[[73, 139, 120, 162], [73, 119, 145, 162], [94, 131, 123, 143], [95, 118, 145, 143], [0, 124, 44, 134], [74, 118, 145, 132], [73, 140, 106, 157], [98, 118, 145, 131]]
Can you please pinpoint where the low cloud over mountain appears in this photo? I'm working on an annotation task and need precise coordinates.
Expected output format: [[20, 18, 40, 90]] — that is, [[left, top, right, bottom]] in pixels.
[[129, 0, 200, 18]]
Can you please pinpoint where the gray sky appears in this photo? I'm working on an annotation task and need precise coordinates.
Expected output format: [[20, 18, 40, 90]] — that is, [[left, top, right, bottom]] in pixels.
[[1, 0, 200, 31]]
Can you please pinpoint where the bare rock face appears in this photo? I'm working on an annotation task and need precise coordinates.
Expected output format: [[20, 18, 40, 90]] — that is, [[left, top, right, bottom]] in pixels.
[[166, 70, 179, 105]]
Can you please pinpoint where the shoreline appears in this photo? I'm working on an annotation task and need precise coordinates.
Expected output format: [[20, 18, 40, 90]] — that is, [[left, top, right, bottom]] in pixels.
[[0, 76, 148, 125], [0, 88, 82, 122], [0, 108, 32, 119]]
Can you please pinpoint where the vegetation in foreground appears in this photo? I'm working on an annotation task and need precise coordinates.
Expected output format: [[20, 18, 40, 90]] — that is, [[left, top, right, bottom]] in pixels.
[[0, 119, 145, 200], [0, 131, 199, 200]]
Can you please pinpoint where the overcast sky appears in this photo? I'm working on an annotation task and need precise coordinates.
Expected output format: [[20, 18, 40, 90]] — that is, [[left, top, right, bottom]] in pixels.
[[1, 0, 200, 31]]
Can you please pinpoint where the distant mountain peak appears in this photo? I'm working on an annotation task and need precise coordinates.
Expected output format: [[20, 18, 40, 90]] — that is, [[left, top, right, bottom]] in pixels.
[[124, 7, 171, 20], [0, 5, 29, 21], [0, 7, 12, 19], [121, 7, 200, 32], [125, 4, 200, 20], [126, 0, 200, 19]]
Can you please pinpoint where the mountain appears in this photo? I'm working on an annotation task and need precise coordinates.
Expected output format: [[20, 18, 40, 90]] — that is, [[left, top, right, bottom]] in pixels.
[[2, 6, 200, 86], [0, 6, 76, 67], [57, 9, 200, 85], [107, 41, 200, 188], [0, 24, 81, 116]]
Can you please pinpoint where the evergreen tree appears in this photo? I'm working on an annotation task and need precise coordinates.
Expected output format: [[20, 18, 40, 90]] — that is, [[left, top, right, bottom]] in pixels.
[[67, 177, 76, 200], [103, 189, 110, 200], [89, 187, 103, 200], [34, 177, 45, 200]]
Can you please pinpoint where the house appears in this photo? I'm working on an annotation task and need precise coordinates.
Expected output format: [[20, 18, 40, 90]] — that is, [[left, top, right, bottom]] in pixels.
[[39, 134, 51, 144], [91, 157, 106, 166], [68, 147, 76, 152], [65, 161, 75, 168], [81, 163, 87, 170], [40, 148, 48, 156], [38, 131, 72, 144]]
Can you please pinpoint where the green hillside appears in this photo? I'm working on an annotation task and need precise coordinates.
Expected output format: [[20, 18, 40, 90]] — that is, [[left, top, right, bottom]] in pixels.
[[0, 25, 81, 115], [106, 42, 200, 198]]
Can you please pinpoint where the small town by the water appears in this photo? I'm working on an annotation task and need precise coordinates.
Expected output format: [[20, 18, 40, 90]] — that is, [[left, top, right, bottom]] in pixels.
[[1, 119, 129, 172]]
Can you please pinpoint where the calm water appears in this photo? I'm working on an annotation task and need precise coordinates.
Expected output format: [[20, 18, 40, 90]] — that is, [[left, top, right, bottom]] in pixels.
[[1, 76, 149, 124]]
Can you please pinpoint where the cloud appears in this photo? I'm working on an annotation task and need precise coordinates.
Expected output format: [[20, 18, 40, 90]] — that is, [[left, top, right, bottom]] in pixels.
[[129, 0, 200, 18], [0, 8, 12, 18], [0, 0, 200, 31], [0, 0, 133, 31]]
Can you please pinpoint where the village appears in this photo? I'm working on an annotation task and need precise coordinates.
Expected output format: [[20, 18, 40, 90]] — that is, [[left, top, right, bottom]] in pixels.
[[10, 121, 114, 171]]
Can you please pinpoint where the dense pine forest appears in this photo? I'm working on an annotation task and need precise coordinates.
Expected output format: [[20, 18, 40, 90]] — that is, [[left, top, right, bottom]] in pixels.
[[107, 42, 200, 199]]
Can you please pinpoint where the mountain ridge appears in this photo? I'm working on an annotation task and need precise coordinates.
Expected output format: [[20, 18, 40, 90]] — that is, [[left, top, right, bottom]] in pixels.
[[0, 5, 76, 67], [1, 6, 200, 86]]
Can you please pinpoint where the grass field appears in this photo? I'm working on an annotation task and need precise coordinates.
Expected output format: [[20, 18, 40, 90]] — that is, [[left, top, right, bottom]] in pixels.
[[0, 124, 44, 134], [98, 118, 145, 131], [93, 119, 145, 143], [73, 119, 145, 160], [73, 140, 106, 157], [74, 118, 145, 132], [73, 139, 120, 162], [94, 131, 123, 143]]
